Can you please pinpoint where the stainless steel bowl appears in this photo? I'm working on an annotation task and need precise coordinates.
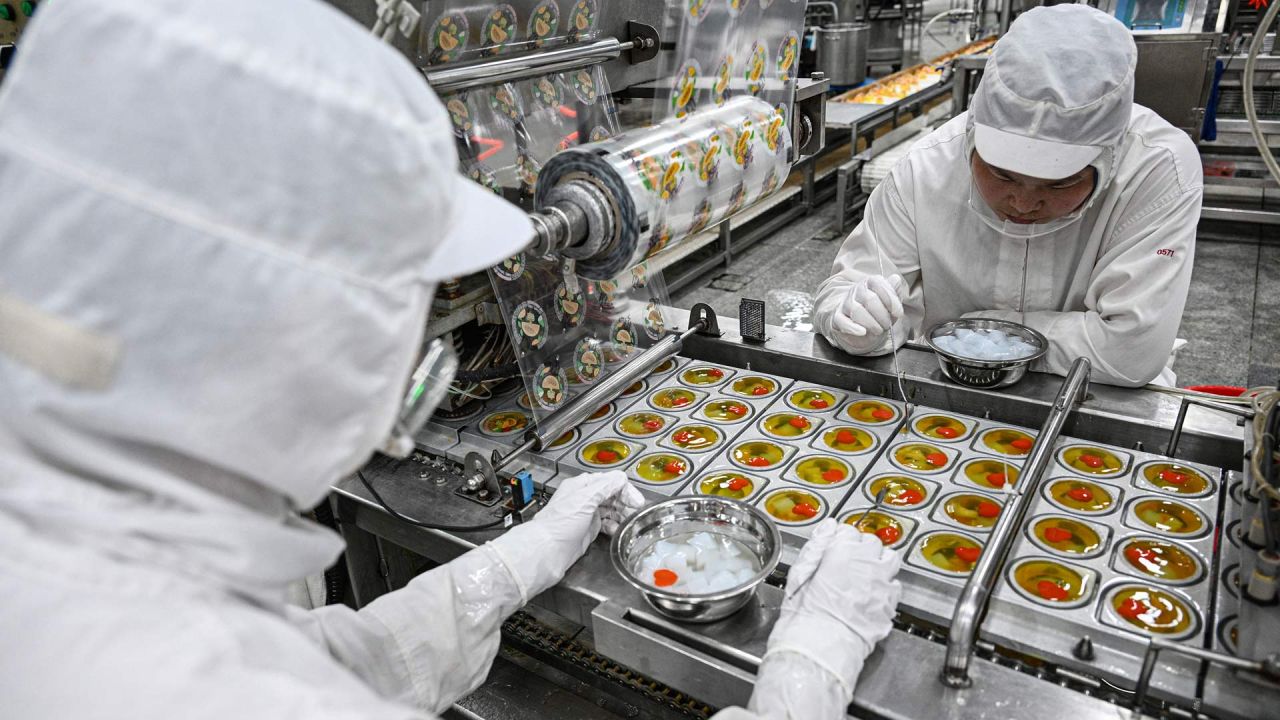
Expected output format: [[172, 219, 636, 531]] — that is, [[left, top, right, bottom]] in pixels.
[[611, 496, 782, 623], [925, 318, 1049, 389]]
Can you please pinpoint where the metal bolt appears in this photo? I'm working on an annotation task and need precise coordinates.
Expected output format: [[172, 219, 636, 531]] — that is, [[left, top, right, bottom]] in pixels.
[[1073, 636, 1096, 661], [418, 471, 428, 479], [810, 71, 825, 80]]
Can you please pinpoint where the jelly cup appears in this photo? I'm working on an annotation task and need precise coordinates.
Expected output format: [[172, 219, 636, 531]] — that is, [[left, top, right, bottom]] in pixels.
[[843, 399, 899, 425], [1008, 557, 1097, 609], [761, 488, 826, 525], [1113, 536, 1204, 586], [696, 470, 765, 501], [1043, 477, 1118, 515], [976, 427, 1036, 457]]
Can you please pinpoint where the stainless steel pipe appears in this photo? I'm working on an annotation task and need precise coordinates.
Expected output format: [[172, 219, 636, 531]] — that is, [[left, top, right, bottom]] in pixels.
[[425, 38, 634, 94], [941, 357, 1092, 687]]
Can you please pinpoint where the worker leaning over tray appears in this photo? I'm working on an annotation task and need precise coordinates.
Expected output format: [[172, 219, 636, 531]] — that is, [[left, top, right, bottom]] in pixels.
[[813, 5, 1204, 388], [0, 1, 900, 719]]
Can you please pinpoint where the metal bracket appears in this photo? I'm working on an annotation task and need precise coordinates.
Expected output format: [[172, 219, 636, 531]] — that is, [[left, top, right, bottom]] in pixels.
[[475, 301, 504, 326], [1165, 396, 1254, 458], [688, 303, 722, 338], [458, 451, 503, 506], [626, 21, 659, 64]]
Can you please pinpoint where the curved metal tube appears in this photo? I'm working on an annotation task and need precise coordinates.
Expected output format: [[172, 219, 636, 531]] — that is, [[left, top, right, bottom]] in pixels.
[[425, 38, 633, 94], [941, 357, 1092, 687]]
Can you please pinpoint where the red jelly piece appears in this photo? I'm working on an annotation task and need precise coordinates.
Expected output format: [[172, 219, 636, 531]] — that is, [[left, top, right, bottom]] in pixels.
[[954, 546, 981, 563], [898, 488, 924, 505], [821, 468, 845, 482], [835, 430, 857, 445], [788, 416, 809, 429], [977, 501, 1001, 518], [643, 420, 662, 431], [707, 368, 724, 378], [663, 461, 685, 475], [871, 408, 894, 420], [1010, 438, 1034, 451], [935, 426, 959, 438], [746, 456, 771, 467], [1080, 454, 1104, 468], [1043, 527, 1073, 543], [1066, 486, 1093, 502], [673, 430, 693, 444], [793, 502, 818, 518], [751, 385, 769, 396], [1125, 546, 1157, 566], [875, 526, 901, 545], [1037, 580, 1069, 601], [986, 473, 1007, 488], [925, 452, 947, 467], [727, 477, 750, 491], [809, 398, 829, 409], [1158, 470, 1188, 485], [1117, 597, 1146, 620], [596, 450, 618, 463], [653, 569, 678, 587], [672, 396, 691, 407], [728, 404, 746, 416]]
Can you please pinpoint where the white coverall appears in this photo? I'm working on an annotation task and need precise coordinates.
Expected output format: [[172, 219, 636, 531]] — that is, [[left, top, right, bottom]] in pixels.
[[0, 1, 899, 719], [814, 7, 1203, 388]]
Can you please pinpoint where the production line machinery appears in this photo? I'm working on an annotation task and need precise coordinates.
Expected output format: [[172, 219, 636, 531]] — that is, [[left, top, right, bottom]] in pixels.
[[332, 307, 1280, 720]]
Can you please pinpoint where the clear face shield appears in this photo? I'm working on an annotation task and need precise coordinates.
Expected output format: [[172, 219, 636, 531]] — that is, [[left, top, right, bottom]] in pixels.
[[380, 336, 459, 459]]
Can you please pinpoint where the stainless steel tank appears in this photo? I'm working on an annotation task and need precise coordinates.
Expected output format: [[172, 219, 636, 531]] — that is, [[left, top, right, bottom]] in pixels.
[[816, 22, 869, 86]]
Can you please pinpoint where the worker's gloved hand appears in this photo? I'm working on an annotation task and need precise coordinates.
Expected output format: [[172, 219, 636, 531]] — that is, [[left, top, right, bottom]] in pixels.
[[489, 471, 645, 603], [823, 274, 907, 355], [746, 520, 901, 718]]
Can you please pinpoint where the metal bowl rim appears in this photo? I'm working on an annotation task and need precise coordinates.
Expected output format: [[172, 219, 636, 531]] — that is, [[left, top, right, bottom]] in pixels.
[[610, 496, 783, 603], [924, 319, 1049, 368]]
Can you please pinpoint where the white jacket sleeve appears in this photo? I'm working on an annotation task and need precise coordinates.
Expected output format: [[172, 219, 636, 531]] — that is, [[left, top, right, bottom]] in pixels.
[[966, 184, 1201, 387], [812, 172, 926, 356], [283, 541, 525, 716]]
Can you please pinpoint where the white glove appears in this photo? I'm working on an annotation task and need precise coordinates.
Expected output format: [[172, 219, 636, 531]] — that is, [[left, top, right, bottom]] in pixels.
[[489, 470, 645, 603], [746, 520, 901, 719], [823, 274, 907, 355]]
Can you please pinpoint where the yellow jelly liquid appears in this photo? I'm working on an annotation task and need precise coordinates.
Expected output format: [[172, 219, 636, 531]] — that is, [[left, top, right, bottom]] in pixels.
[[1122, 538, 1200, 582], [762, 413, 815, 438], [943, 494, 1003, 529], [582, 439, 630, 465], [701, 400, 751, 422], [1061, 446, 1125, 474], [547, 429, 577, 449], [1142, 463, 1210, 495], [1047, 479, 1113, 513], [914, 415, 967, 440], [1134, 499, 1204, 535], [620, 380, 646, 397], [483, 411, 528, 434], [845, 399, 897, 424], [894, 443, 949, 471], [868, 476, 928, 507], [794, 456, 851, 485], [588, 403, 613, 421], [1014, 560, 1089, 604], [669, 424, 720, 450], [733, 441, 785, 469], [790, 388, 837, 410], [963, 459, 1021, 489], [652, 388, 697, 409], [650, 358, 677, 375], [845, 511, 904, 545], [634, 453, 689, 483], [1112, 586, 1195, 635], [920, 533, 983, 574], [1032, 517, 1102, 555], [731, 375, 777, 396], [981, 428, 1035, 456], [682, 366, 727, 385], [821, 426, 875, 453], [765, 489, 824, 523], [618, 412, 667, 436], [698, 471, 756, 499]]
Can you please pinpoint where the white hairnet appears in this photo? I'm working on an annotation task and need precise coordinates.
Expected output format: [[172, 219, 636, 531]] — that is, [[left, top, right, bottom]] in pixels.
[[0, 0, 532, 513], [969, 5, 1136, 182]]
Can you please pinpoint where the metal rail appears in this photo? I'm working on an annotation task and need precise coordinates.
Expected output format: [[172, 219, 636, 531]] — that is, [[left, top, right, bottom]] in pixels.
[[425, 37, 641, 93], [1132, 637, 1280, 710], [942, 357, 1092, 687]]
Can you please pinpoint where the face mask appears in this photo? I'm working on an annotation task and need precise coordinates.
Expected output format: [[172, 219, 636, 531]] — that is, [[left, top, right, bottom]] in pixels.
[[379, 336, 459, 458]]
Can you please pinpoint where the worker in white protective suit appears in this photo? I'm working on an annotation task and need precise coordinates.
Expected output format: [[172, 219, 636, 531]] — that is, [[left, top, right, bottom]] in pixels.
[[813, 5, 1203, 388], [0, 1, 900, 719]]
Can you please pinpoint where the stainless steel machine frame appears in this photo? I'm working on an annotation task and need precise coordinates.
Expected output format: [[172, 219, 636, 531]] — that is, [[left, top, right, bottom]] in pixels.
[[332, 309, 1272, 719]]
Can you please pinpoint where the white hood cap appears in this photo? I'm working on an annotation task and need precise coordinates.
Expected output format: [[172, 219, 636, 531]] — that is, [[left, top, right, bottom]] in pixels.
[[970, 5, 1136, 180], [0, 0, 532, 511]]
